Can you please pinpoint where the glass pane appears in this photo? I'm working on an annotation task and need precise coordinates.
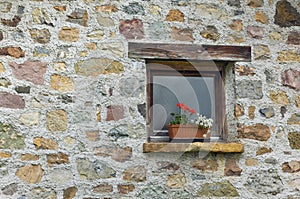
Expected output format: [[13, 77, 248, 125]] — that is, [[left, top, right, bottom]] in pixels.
[[152, 76, 215, 132]]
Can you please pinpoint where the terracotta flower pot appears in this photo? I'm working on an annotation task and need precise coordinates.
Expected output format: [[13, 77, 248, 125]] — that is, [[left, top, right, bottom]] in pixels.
[[167, 124, 209, 139]]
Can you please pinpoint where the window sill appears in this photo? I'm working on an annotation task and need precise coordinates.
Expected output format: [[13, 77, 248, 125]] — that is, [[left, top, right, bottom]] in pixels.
[[143, 142, 244, 153]]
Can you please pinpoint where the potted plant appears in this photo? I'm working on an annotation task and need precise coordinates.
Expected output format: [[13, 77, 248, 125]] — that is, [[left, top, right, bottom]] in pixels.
[[168, 103, 213, 140]]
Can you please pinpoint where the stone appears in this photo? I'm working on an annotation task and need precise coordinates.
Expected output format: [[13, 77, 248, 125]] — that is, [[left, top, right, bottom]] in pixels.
[[269, 90, 289, 105], [20, 154, 39, 161], [295, 95, 300, 107], [195, 4, 222, 19], [30, 187, 56, 199], [198, 181, 239, 197], [288, 132, 300, 149], [2, 183, 18, 195], [86, 131, 100, 142], [54, 6, 66, 12], [53, 62, 67, 72], [228, 0, 241, 7], [85, 42, 97, 50], [0, 2, 12, 12], [33, 47, 51, 57], [236, 80, 263, 99], [166, 173, 186, 189], [265, 158, 278, 164], [93, 184, 113, 193], [246, 169, 284, 195], [0, 122, 25, 149], [118, 184, 135, 194], [119, 77, 144, 97], [255, 11, 269, 24], [0, 78, 11, 87], [9, 61, 47, 85], [247, 0, 263, 7], [50, 74, 74, 92], [19, 112, 40, 127], [224, 158, 242, 176], [278, 50, 300, 62], [237, 123, 271, 141], [166, 9, 184, 22], [16, 164, 43, 183], [253, 45, 270, 60], [156, 162, 179, 171], [235, 65, 255, 76], [247, 26, 263, 39], [281, 69, 300, 91], [248, 106, 256, 120], [0, 62, 4, 73], [29, 28, 51, 44], [275, 0, 300, 27], [0, 152, 12, 158], [95, 5, 117, 12], [137, 184, 166, 198], [245, 158, 259, 166], [150, 5, 161, 15], [94, 146, 132, 162], [282, 161, 300, 173], [18, 6, 25, 14], [193, 159, 218, 171], [119, 19, 144, 39], [138, 103, 146, 118], [269, 32, 282, 40], [123, 166, 146, 182], [256, 147, 273, 155], [287, 31, 300, 45], [97, 16, 114, 27], [59, 27, 79, 42], [63, 187, 78, 199], [0, 31, 3, 41], [0, 92, 25, 109], [288, 113, 300, 125], [67, 9, 88, 27], [101, 42, 124, 57], [15, 86, 31, 93], [33, 137, 58, 150], [48, 168, 72, 185], [259, 107, 275, 118], [200, 26, 220, 41], [265, 69, 276, 84], [229, 19, 243, 31], [46, 110, 67, 132], [171, 27, 194, 41], [75, 58, 124, 76], [106, 105, 125, 121], [0, 47, 25, 58], [32, 8, 53, 26], [47, 152, 69, 166], [123, 3, 144, 15], [1, 16, 21, 27], [76, 158, 116, 180]]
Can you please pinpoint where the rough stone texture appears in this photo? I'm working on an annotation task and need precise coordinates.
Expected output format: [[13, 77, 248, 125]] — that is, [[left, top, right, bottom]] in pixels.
[[200, 26, 220, 41], [0, 62, 5, 73], [224, 158, 242, 176], [9, 61, 47, 85], [123, 166, 146, 182], [119, 19, 144, 39], [0, 152, 12, 158], [282, 161, 300, 173], [118, 184, 135, 194], [254, 45, 270, 60], [281, 69, 300, 91], [275, 0, 300, 27], [259, 107, 275, 118], [59, 27, 79, 42], [287, 31, 300, 45], [0, 92, 25, 109], [229, 19, 243, 31], [75, 58, 124, 76], [198, 181, 239, 197], [157, 161, 180, 171], [195, 4, 222, 19], [46, 110, 67, 132], [29, 28, 51, 44], [94, 146, 132, 162], [237, 123, 271, 141], [95, 5, 117, 12], [30, 187, 57, 199], [20, 154, 39, 161], [67, 8, 88, 27], [19, 112, 40, 127], [63, 187, 78, 199], [15, 86, 31, 94], [0, 122, 25, 150], [247, 26, 264, 39], [269, 90, 290, 105], [171, 27, 194, 41], [236, 80, 263, 99], [93, 184, 113, 193], [32, 8, 53, 26], [106, 105, 125, 121], [50, 74, 74, 92], [248, 0, 263, 7], [256, 147, 273, 155], [295, 95, 300, 108], [166, 9, 184, 22], [124, 3, 144, 15], [255, 11, 269, 24], [166, 173, 186, 189], [33, 137, 58, 150], [1, 16, 21, 27], [47, 152, 69, 166], [288, 113, 300, 125], [16, 164, 43, 184], [193, 158, 218, 171], [245, 158, 259, 166], [277, 50, 300, 62], [0, 47, 25, 58], [2, 183, 18, 196], [235, 65, 255, 76], [234, 103, 244, 118]]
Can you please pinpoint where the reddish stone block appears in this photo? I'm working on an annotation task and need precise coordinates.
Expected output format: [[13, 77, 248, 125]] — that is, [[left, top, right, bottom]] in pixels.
[[281, 69, 300, 91], [0, 92, 25, 109], [1, 16, 21, 27], [106, 105, 125, 121], [287, 31, 300, 45], [119, 19, 144, 39]]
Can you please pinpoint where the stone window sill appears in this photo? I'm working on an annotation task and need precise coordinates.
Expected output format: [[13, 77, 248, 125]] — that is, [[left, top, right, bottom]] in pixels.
[[143, 142, 244, 153]]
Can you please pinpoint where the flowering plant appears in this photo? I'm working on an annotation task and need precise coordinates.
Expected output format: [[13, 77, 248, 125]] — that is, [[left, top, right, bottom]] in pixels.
[[169, 103, 213, 129]]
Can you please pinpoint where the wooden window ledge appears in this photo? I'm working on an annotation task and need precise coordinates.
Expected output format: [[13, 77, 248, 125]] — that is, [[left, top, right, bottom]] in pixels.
[[143, 142, 244, 153]]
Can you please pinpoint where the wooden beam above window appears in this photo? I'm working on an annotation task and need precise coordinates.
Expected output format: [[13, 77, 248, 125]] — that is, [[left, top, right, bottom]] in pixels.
[[128, 42, 251, 62]]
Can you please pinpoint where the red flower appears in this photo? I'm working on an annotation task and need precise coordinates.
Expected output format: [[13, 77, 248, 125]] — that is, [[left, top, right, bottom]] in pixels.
[[189, 109, 197, 114], [176, 103, 184, 107], [181, 105, 190, 111]]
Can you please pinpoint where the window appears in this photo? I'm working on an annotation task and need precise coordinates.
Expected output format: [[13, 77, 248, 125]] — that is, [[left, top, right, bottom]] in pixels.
[[146, 60, 226, 142]]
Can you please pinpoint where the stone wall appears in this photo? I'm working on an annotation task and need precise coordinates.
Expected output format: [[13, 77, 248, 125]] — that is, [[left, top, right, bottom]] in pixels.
[[0, 0, 299, 198]]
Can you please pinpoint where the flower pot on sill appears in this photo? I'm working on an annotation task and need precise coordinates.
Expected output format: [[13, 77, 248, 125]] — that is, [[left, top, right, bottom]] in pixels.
[[167, 124, 210, 139]]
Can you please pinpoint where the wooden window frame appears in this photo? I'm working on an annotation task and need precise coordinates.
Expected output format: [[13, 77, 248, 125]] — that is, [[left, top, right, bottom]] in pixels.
[[146, 59, 227, 142]]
